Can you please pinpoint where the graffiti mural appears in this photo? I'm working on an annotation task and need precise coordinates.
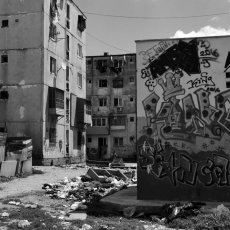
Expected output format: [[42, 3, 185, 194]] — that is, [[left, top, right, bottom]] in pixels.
[[136, 36, 230, 201]]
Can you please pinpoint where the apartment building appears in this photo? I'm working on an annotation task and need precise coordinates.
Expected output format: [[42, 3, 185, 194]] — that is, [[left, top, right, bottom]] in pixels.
[[86, 53, 136, 160], [0, 0, 90, 165]]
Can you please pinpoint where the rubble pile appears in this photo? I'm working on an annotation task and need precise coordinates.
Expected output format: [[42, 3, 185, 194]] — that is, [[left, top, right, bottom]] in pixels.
[[42, 168, 130, 206]]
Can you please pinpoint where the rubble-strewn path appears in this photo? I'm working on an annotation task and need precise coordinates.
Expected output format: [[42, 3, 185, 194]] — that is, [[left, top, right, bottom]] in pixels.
[[0, 165, 87, 199]]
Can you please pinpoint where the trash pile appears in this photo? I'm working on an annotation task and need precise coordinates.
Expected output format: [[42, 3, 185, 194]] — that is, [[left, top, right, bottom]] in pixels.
[[42, 168, 132, 206], [160, 201, 205, 222]]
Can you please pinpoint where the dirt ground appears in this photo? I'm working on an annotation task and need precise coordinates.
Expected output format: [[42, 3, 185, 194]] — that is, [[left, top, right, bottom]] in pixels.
[[0, 165, 87, 199]]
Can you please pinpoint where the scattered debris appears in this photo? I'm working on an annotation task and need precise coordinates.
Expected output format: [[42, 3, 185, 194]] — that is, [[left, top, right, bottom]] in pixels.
[[65, 212, 87, 221], [18, 219, 31, 228], [123, 206, 136, 218], [42, 168, 131, 207], [81, 223, 93, 230], [213, 204, 230, 216], [160, 202, 205, 222], [1, 212, 9, 218]]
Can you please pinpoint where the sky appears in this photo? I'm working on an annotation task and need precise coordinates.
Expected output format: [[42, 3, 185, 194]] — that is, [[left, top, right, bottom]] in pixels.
[[77, 0, 230, 56]]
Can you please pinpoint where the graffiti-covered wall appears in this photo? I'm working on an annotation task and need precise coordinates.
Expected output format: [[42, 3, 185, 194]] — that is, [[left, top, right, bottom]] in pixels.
[[136, 36, 230, 201]]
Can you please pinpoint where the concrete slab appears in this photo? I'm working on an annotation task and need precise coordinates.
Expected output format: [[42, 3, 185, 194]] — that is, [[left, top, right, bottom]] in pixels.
[[100, 185, 230, 215], [0, 160, 17, 177]]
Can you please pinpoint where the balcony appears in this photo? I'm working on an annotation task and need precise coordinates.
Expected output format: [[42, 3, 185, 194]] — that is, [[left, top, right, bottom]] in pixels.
[[49, 87, 64, 117], [86, 126, 109, 135]]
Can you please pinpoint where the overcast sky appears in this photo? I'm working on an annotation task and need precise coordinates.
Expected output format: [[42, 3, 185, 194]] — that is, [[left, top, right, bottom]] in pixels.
[[77, 0, 230, 56]]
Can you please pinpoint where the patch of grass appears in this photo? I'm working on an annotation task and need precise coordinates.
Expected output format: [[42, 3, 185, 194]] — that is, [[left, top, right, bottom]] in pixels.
[[168, 212, 230, 230], [8, 207, 64, 229]]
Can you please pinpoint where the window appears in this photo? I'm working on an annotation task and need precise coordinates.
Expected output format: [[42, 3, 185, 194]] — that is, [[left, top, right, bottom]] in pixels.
[[49, 87, 64, 109], [49, 23, 57, 40], [1, 20, 8, 28], [113, 79, 123, 88], [111, 116, 125, 126], [66, 35, 70, 60], [77, 131, 82, 149], [92, 118, 106, 126], [77, 44, 83, 58], [99, 98, 107, 107], [50, 57, 56, 74], [66, 4, 70, 29], [66, 98, 70, 123], [130, 97, 134, 102], [1, 55, 8, 63], [78, 15, 86, 32], [66, 66, 69, 81], [130, 117, 134, 122], [114, 137, 123, 147], [114, 98, 122, 107], [77, 73, 82, 88], [88, 137, 92, 143], [99, 79, 107, 87], [129, 77, 135, 83], [86, 101, 91, 115], [66, 4, 70, 19], [49, 128, 57, 144]]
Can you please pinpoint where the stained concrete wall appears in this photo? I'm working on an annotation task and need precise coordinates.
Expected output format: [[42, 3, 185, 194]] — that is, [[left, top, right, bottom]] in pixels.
[[0, 0, 43, 158], [42, 0, 87, 161], [136, 36, 230, 201]]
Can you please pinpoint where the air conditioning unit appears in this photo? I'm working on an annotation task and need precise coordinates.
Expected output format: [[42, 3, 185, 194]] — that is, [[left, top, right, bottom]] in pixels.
[[117, 107, 123, 113]]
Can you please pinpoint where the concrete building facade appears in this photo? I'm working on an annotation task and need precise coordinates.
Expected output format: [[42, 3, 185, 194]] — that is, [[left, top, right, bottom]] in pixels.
[[0, 0, 90, 165], [86, 53, 136, 161]]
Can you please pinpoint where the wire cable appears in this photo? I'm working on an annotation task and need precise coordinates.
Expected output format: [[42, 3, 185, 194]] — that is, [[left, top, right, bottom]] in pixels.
[[84, 11, 230, 20], [86, 32, 133, 53]]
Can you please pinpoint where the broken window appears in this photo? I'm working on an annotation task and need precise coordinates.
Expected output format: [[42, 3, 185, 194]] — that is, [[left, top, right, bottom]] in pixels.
[[50, 0, 58, 20], [99, 79, 107, 88], [1, 20, 8, 28], [114, 137, 123, 146], [99, 98, 107, 107], [77, 15, 86, 32], [1, 55, 8, 63], [50, 57, 56, 75], [49, 22, 57, 40], [113, 79, 123, 88]]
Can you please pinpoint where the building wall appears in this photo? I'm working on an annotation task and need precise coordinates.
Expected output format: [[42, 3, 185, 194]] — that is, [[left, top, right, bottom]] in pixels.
[[86, 54, 136, 160], [136, 36, 230, 201], [42, 0, 87, 162], [0, 0, 87, 164], [0, 0, 44, 157]]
